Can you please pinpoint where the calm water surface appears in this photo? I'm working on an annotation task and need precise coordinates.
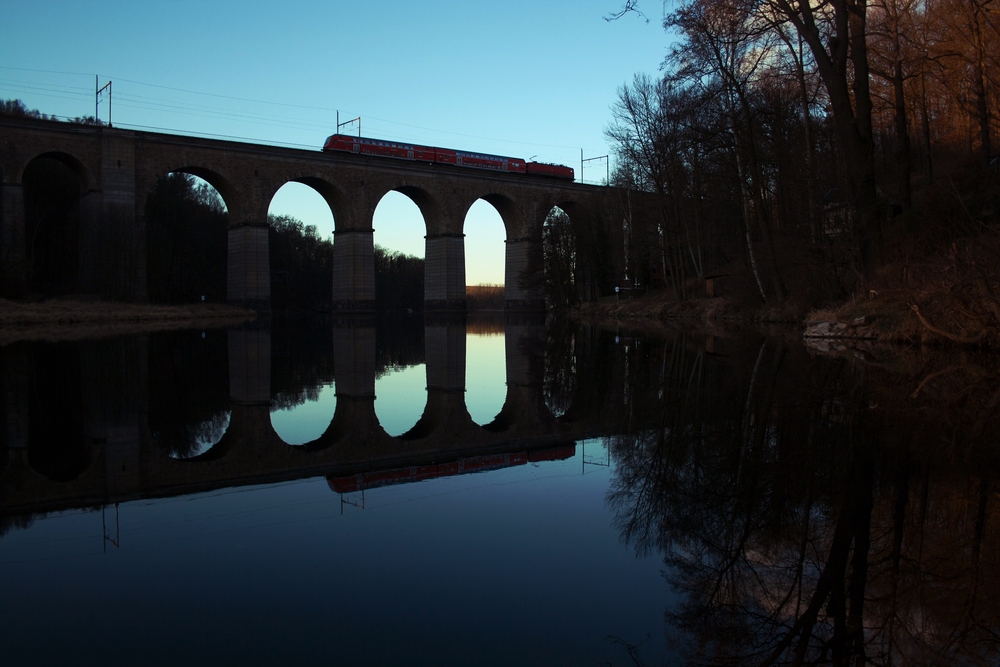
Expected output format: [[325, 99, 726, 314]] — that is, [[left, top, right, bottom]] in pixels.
[[1, 315, 998, 665]]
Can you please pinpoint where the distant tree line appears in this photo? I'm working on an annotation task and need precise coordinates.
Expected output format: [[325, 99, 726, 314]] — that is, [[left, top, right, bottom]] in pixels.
[[144, 172, 424, 310], [268, 214, 334, 310], [606, 0, 1000, 306], [466, 284, 505, 311], [1, 98, 106, 125], [374, 245, 424, 311], [145, 173, 228, 303]]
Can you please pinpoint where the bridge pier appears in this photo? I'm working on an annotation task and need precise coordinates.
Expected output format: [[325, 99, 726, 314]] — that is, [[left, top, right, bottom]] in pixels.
[[227, 222, 271, 312], [400, 316, 475, 440], [504, 238, 545, 311], [228, 324, 272, 406], [331, 322, 380, 441], [0, 181, 26, 297], [78, 130, 146, 301], [79, 337, 145, 499], [1, 345, 29, 463], [424, 234, 466, 312], [485, 315, 550, 432], [332, 229, 375, 312]]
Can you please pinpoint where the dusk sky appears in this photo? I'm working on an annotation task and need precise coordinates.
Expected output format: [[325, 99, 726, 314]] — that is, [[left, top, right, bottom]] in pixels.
[[0, 1, 668, 284]]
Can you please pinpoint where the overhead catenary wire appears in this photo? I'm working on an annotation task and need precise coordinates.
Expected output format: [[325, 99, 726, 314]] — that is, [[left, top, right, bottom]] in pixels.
[[0, 65, 608, 155]]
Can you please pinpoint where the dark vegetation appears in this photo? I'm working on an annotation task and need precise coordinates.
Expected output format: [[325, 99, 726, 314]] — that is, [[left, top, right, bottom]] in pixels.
[[268, 214, 334, 310], [148, 328, 231, 459], [22, 157, 81, 297], [375, 314, 425, 376], [374, 245, 424, 311], [270, 316, 335, 412], [603, 0, 1000, 327], [1, 98, 102, 125], [145, 174, 426, 311], [553, 322, 1000, 664], [145, 173, 228, 303]]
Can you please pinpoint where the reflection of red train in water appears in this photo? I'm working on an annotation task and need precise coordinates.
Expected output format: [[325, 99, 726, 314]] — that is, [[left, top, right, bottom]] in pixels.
[[322, 134, 575, 180], [327, 444, 576, 494]]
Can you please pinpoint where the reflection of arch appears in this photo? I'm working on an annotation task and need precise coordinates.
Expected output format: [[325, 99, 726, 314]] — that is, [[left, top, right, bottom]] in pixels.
[[303, 395, 386, 451], [162, 410, 232, 461], [465, 327, 506, 426], [171, 410, 239, 462], [26, 344, 91, 482], [269, 382, 336, 447], [374, 363, 427, 437], [28, 430, 91, 482], [20, 151, 93, 193]]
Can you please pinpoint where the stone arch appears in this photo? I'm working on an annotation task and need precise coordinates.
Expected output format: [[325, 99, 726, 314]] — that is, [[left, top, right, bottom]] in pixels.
[[163, 166, 239, 220], [369, 184, 459, 310], [21, 152, 93, 296], [462, 194, 514, 304], [143, 168, 233, 303], [387, 184, 444, 233], [270, 176, 346, 231], [477, 193, 523, 238], [265, 177, 341, 309], [18, 150, 94, 193]]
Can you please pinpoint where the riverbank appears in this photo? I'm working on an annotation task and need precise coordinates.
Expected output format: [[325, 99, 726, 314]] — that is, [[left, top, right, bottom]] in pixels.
[[0, 298, 256, 344], [571, 232, 1000, 349]]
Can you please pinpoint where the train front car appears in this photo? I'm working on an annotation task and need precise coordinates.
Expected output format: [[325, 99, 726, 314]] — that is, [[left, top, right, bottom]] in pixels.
[[322, 134, 354, 153], [525, 162, 575, 180]]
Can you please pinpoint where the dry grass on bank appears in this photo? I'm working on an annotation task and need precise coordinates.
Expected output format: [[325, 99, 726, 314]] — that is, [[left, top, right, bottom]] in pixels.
[[571, 261, 807, 325], [466, 284, 505, 311], [808, 233, 1000, 347], [0, 298, 256, 344]]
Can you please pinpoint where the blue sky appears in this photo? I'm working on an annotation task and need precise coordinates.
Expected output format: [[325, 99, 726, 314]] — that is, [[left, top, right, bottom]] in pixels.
[[0, 1, 667, 284]]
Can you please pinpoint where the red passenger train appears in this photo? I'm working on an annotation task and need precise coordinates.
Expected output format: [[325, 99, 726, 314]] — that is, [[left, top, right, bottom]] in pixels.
[[322, 133, 575, 180]]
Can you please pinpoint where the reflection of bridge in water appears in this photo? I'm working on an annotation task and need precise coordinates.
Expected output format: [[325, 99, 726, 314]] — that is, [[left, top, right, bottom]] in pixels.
[[0, 317, 627, 521]]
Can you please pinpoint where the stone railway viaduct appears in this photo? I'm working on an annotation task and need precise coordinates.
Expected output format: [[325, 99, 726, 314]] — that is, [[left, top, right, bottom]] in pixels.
[[0, 319, 634, 521], [0, 116, 635, 310]]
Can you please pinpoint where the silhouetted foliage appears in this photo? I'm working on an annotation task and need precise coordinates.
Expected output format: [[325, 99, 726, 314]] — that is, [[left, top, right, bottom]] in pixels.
[[270, 315, 335, 410], [542, 208, 578, 307], [0, 99, 56, 120], [375, 314, 424, 376], [145, 173, 227, 303], [374, 244, 423, 311], [269, 214, 334, 310], [608, 0, 1000, 309]]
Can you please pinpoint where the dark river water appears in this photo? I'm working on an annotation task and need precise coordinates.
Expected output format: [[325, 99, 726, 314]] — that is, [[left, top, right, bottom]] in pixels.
[[1, 314, 998, 666]]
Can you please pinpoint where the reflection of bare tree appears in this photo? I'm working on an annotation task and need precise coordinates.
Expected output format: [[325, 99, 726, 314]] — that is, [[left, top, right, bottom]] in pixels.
[[606, 334, 1000, 665], [544, 319, 577, 418]]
